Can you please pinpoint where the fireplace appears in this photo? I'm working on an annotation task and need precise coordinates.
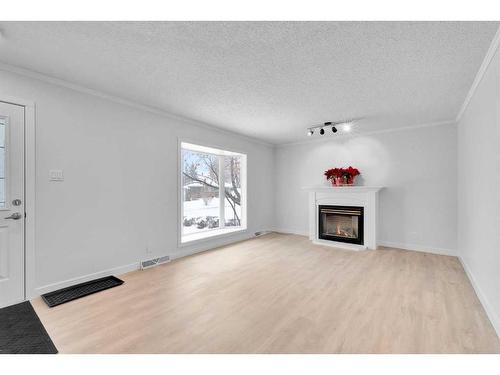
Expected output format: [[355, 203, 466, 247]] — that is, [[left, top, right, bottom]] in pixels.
[[306, 186, 381, 250], [318, 205, 364, 245]]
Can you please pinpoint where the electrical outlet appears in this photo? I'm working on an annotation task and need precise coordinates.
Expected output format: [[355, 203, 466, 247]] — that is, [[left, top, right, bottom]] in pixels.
[[49, 169, 64, 181]]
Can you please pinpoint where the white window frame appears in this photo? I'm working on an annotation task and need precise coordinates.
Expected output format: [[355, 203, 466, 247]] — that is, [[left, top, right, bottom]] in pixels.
[[179, 140, 247, 245]]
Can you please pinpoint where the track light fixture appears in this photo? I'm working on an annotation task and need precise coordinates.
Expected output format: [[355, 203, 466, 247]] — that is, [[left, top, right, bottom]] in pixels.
[[305, 119, 359, 137]]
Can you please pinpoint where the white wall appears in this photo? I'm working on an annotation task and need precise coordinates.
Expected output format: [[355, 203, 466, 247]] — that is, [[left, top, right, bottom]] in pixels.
[[0, 69, 275, 294], [457, 36, 500, 336], [274, 124, 457, 254]]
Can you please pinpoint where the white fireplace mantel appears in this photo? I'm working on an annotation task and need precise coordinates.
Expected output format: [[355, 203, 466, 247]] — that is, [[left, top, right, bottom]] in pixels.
[[303, 186, 384, 251]]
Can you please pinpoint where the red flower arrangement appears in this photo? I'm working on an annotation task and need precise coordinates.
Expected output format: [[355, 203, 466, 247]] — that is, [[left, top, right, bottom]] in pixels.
[[324, 166, 360, 186]]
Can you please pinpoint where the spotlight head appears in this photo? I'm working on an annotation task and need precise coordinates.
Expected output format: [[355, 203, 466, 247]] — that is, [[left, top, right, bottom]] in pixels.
[[319, 128, 325, 135], [324, 122, 332, 126], [307, 129, 314, 136], [332, 126, 337, 133]]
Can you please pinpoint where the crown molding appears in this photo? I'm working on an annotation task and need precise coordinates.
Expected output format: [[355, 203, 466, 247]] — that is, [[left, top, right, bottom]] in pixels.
[[455, 25, 500, 123], [276, 119, 457, 148], [0, 61, 274, 148]]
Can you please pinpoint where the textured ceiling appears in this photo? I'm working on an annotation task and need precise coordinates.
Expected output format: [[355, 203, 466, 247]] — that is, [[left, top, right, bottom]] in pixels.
[[0, 21, 498, 144]]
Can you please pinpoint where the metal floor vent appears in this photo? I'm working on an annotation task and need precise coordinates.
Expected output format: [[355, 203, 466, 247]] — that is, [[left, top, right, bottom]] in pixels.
[[41, 276, 124, 307], [141, 255, 170, 270]]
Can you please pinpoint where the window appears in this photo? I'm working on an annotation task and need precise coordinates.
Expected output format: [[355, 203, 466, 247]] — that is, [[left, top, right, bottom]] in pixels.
[[181, 142, 247, 243]]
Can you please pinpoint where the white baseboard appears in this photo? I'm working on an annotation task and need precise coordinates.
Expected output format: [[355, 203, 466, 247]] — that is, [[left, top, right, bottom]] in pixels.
[[34, 262, 140, 296], [459, 256, 500, 339], [32, 232, 263, 298], [275, 230, 457, 257], [170, 232, 256, 261], [377, 241, 456, 257], [274, 228, 310, 237]]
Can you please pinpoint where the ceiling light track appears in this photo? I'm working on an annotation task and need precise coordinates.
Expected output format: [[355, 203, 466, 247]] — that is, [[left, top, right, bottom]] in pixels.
[[306, 119, 359, 137]]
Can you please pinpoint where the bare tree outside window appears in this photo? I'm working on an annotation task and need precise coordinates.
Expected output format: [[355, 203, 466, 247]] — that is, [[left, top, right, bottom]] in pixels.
[[223, 156, 241, 226]]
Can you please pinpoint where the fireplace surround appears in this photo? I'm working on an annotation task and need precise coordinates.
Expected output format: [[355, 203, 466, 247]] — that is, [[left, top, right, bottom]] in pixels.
[[304, 186, 383, 250]]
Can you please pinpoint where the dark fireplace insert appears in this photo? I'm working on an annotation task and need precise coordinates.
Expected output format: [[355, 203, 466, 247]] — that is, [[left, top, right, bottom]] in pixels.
[[318, 205, 364, 245]]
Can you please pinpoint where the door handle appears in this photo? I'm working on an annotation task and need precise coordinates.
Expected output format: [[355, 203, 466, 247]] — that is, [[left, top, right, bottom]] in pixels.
[[4, 212, 22, 220]]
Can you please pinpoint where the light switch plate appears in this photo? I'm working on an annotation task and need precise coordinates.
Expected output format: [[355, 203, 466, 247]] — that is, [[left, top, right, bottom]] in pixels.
[[49, 169, 64, 181]]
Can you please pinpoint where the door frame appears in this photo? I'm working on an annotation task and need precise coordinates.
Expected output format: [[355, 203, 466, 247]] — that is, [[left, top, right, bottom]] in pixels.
[[0, 95, 36, 301]]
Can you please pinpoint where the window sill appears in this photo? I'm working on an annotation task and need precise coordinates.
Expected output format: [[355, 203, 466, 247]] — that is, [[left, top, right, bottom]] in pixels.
[[180, 227, 248, 246]]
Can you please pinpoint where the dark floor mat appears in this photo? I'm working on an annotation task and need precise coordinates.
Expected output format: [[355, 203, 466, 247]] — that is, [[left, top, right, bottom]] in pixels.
[[41, 275, 124, 307], [0, 301, 58, 354]]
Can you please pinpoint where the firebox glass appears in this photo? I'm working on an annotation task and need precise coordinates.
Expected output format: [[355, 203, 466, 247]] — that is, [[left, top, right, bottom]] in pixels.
[[323, 214, 359, 239]]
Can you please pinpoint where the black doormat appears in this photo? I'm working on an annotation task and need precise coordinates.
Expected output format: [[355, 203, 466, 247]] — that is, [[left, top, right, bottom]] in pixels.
[[0, 301, 58, 354], [41, 275, 124, 307]]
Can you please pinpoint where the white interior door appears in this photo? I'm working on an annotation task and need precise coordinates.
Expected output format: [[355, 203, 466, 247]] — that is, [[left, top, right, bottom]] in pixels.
[[0, 101, 25, 308]]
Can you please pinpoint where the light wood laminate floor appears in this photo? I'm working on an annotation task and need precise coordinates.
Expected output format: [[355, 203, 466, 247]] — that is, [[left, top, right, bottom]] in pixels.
[[32, 233, 500, 353]]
